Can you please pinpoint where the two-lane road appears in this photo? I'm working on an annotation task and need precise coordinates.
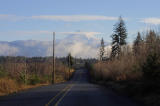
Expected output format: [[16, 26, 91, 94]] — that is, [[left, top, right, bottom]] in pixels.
[[0, 69, 139, 106]]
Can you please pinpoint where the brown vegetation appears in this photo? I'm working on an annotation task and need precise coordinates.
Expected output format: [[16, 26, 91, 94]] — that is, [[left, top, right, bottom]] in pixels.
[[87, 30, 160, 106], [0, 57, 74, 96]]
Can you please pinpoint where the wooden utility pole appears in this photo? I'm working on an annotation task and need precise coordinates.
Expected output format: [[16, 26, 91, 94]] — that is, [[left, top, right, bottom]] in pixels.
[[24, 56, 27, 85], [52, 32, 56, 84], [68, 54, 70, 79], [14, 56, 16, 74]]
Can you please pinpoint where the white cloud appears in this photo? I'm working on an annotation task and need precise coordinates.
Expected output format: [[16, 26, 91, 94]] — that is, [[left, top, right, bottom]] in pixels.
[[0, 14, 27, 21], [31, 15, 118, 22], [71, 42, 98, 58], [140, 18, 160, 25], [0, 30, 101, 40], [0, 30, 52, 36], [0, 44, 19, 56], [14, 30, 52, 36], [0, 31, 111, 58], [54, 32, 101, 58], [58, 31, 102, 39], [0, 14, 118, 22], [55, 41, 99, 58]]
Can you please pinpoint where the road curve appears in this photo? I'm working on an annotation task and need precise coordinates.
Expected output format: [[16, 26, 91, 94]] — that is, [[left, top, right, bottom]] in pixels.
[[0, 69, 140, 106]]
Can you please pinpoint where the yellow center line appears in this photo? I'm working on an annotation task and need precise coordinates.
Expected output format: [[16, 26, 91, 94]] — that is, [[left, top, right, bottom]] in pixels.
[[45, 84, 71, 106], [54, 84, 74, 106]]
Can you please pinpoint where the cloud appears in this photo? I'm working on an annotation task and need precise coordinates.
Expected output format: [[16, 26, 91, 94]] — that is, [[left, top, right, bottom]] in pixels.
[[0, 14, 27, 21], [140, 18, 160, 25], [0, 14, 118, 22], [0, 30, 102, 40], [0, 31, 110, 58], [68, 42, 98, 58], [54, 32, 101, 58], [55, 39, 99, 58], [0, 30, 112, 58], [14, 30, 52, 36], [58, 31, 102, 39], [0, 30, 52, 36], [31, 15, 118, 22], [0, 44, 19, 56]]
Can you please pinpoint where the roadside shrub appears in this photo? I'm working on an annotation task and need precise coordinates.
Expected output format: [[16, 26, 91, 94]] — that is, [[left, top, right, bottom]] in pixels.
[[18, 70, 27, 84], [29, 74, 40, 85], [89, 30, 160, 82], [141, 30, 160, 81], [142, 52, 160, 81], [0, 78, 18, 95], [40, 75, 51, 83], [91, 54, 142, 82], [0, 65, 8, 78]]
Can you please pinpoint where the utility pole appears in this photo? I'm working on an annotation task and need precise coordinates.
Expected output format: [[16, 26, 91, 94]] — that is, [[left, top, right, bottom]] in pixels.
[[52, 32, 56, 84], [24, 56, 27, 85], [14, 56, 16, 74], [68, 54, 70, 79]]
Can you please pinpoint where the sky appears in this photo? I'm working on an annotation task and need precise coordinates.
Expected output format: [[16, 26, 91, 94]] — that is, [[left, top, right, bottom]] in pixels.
[[0, 0, 160, 42]]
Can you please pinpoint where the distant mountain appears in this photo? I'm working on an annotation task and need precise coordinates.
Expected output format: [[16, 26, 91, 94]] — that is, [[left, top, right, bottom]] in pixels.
[[0, 33, 110, 58]]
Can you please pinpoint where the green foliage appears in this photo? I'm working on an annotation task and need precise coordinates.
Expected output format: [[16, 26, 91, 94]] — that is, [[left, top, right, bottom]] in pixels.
[[18, 70, 27, 84], [99, 38, 105, 61], [141, 30, 160, 81], [111, 16, 127, 58], [0, 65, 7, 78], [133, 32, 143, 55], [142, 52, 160, 81], [111, 29, 120, 58], [67, 53, 74, 67], [29, 74, 40, 85]]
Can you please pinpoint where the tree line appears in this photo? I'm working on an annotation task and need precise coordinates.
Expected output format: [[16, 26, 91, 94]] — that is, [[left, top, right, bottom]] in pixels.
[[99, 16, 127, 60], [98, 16, 160, 81], [87, 16, 160, 106]]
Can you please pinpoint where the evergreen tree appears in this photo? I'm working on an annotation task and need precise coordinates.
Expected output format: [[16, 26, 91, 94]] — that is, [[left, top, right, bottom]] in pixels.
[[133, 32, 143, 55], [99, 38, 105, 61], [67, 53, 74, 67], [111, 33, 120, 58], [111, 16, 127, 58], [146, 30, 157, 45]]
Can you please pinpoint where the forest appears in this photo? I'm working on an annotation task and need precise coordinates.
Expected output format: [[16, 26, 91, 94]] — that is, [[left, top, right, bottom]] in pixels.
[[0, 56, 76, 96], [86, 17, 160, 106]]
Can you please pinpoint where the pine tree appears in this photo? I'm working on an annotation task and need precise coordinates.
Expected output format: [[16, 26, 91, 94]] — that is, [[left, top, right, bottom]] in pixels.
[[67, 53, 74, 79], [67, 53, 74, 67], [146, 30, 157, 45], [99, 38, 105, 61], [111, 16, 127, 58], [133, 32, 143, 55], [111, 33, 120, 58]]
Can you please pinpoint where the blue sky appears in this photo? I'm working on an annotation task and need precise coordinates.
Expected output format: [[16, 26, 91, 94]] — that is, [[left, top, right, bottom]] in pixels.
[[0, 0, 160, 42]]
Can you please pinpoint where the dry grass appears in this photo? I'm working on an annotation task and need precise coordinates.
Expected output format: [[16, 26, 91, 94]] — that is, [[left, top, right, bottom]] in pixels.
[[0, 78, 18, 96], [92, 55, 142, 81], [0, 58, 75, 96], [55, 69, 74, 83], [0, 77, 49, 96], [0, 68, 74, 96], [88, 30, 160, 106]]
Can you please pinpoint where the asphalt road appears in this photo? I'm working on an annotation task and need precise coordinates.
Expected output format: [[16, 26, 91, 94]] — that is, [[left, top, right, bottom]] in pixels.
[[0, 69, 140, 106]]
